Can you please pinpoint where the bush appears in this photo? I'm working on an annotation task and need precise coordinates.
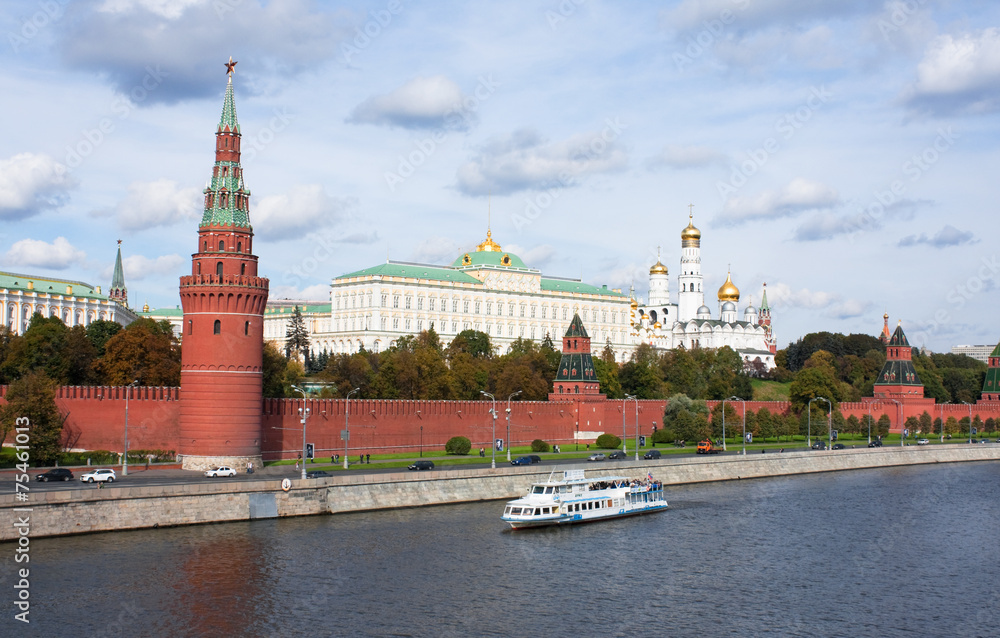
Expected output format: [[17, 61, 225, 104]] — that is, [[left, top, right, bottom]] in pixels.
[[595, 433, 622, 449], [445, 436, 471, 455], [651, 428, 676, 444], [530, 439, 550, 453]]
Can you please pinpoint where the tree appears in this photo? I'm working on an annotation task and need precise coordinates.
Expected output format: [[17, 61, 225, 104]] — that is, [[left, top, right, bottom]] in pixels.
[[593, 357, 622, 399], [262, 341, 289, 398], [757, 408, 776, 442], [445, 436, 471, 455], [846, 414, 861, 437], [0, 371, 64, 465], [789, 367, 841, 414], [95, 319, 180, 386], [4, 314, 71, 383], [918, 411, 933, 436], [284, 305, 311, 367], [85, 320, 123, 357], [877, 414, 891, 438], [448, 329, 493, 359], [904, 416, 920, 439]]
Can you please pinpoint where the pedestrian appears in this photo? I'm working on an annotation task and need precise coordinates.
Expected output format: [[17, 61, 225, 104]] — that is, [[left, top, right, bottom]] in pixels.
[[145, 457, 150, 470], [479, 447, 484, 457], [294, 460, 299, 470], [366, 453, 370, 464], [359, 454, 363, 464]]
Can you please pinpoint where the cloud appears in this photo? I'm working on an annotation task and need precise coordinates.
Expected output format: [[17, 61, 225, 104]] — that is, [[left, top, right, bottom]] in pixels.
[[905, 28, 1000, 114], [100, 179, 201, 230], [647, 145, 726, 169], [455, 127, 628, 196], [253, 185, 355, 241], [348, 76, 473, 130], [268, 282, 331, 301], [408, 236, 466, 264], [58, 0, 349, 104], [338, 231, 380, 245], [764, 282, 868, 319], [116, 254, 185, 280], [793, 198, 931, 241], [898, 225, 977, 248], [663, 0, 869, 33], [0, 153, 76, 220], [716, 178, 838, 227], [3, 237, 86, 270], [505, 244, 556, 268]]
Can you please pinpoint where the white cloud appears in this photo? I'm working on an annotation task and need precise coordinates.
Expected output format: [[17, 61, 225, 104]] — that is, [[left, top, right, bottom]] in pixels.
[[116, 254, 185, 280], [3, 237, 86, 270], [907, 28, 1000, 114], [253, 185, 354, 241], [505, 243, 556, 268], [647, 145, 726, 169], [764, 282, 868, 319], [408, 236, 466, 264], [716, 178, 838, 227], [664, 0, 868, 32], [456, 127, 628, 196], [898, 225, 977, 248], [109, 179, 201, 230], [348, 76, 472, 130], [0, 153, 76, 220], [268, 282, 330, 301], [96, 0, 204, 20]]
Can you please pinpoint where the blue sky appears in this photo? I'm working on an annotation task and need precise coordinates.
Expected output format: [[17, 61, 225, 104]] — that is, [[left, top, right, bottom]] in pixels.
[[1, 0, 998, 353]]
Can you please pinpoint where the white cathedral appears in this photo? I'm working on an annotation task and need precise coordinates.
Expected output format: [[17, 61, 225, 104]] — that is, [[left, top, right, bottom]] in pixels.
[[630, 214, 776, 371]]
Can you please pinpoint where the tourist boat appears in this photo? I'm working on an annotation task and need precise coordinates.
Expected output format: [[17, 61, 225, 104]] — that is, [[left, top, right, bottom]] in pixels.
[[501, 469, 668, 529]]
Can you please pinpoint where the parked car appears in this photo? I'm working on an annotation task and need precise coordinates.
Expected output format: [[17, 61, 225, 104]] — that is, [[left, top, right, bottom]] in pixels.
[[643, 449, 662, 460], [811, 441, 827, 450], [608, 450, 627, 460], [306, 470, 332, 478], [527, 455, 542, 463], [408, 460, 435, 471], [832, 443, 846, 450], [80, 468, 116, 483], [36, 468, 74, 482], [868, 440, 883, 448], [204, 466, 236, 478], [511, 456, 532, 466], [917, 438, 929, 445], [587, 453, 606, 461]]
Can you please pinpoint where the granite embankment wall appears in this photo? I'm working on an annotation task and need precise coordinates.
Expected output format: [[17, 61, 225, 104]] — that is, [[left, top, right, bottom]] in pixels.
[[3, 445, 999, 541]]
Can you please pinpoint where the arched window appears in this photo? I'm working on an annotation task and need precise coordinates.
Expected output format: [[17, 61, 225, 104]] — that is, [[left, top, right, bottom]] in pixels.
[[188, 320, 193, 335], [197, 262, 201, 275], [237, 241, 242, 253], [219, 240, 225, 251], [216, 262, 223, 277], [574, 385, 579, 394], [241, 263, 246, 276], [244, 321, 249, 336], [213, 320, 221, 335]]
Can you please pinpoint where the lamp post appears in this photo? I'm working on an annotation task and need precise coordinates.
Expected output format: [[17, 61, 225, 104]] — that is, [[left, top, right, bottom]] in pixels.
[[624, 395, 639, 460], [481, 391, 497, 469], [506, 390, 521, 462], [727, 396, 746, 455], [886, 398, 902, 447], [962, 401, 973, 444], [623, 394, 636, 454], [808, 397, 830, 448], [867, 403, 872, 445], [419, 425, 423, 458], [344, 387, 359, 470], [291, 384, 310, 480], [939, 403, 945, 443], [720, 397, 729, 451], [122, 380, 138, 477]]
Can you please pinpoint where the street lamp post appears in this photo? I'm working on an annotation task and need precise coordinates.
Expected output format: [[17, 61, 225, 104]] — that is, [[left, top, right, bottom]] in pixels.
[[482, 391, 497, 469], [344, 387, 359, 470], [808, 397, 830, 449], [867, 403, 872, 445], [122, 380, 138, 477], [720, 398, 729, 451], [623, 394, 636, 454], [886, 398, 902, 447], [962, 401, 973, 444], [291, 385, 310, 480], [939, 404, 945, 444], [506, 390, 521, 462]]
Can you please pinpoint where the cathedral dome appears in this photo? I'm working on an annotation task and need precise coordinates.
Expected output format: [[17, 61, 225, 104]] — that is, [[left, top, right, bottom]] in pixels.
[[744, 304, 757, 317], [717, 272, 740, 302], [697, 305, 711, 318], [681, 216, 701, 246], [649, 259, 668, 275], [722, 301, 736, 312]]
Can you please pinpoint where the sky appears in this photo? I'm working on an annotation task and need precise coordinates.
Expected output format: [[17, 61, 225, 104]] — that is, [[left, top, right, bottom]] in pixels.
[[1, 0, 998, 353]]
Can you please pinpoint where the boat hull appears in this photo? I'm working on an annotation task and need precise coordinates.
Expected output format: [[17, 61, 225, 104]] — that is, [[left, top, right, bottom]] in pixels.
[[504, 502, 668, 530]]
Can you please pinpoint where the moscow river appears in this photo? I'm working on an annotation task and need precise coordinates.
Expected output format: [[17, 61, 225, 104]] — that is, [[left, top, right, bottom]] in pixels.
[[12, 461, 1000, 637]]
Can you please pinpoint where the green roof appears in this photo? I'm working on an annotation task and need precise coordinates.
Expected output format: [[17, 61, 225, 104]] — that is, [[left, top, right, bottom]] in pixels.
[[139, 306, 184, 317], [991, 342, 1000, 358], [888, 325, 910, 347], [541, 278, 626, 297], [265, 303, 332, 315], [451, 250, 530, 269], [336, 262, 482, 284], [564, 313, 589, 338], [0, 271, 106, 300], [219, 78, 240, 133], [554, 352, 598, 382]]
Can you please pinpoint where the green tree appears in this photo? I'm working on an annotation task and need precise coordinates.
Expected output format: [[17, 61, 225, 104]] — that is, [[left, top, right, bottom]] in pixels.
[[85, 320, 123, 357], [447, 329, 493, 359], [284, 305, 311, 366], [789, 367, 841, 414], [445, 436, 471, 455], [757, 407, 775, 442], [621, 344, 666, 399], [918, 411, 934, 436], [877, 414, 891, 438], [95, 319, 180, 386], [593, 357, 622, 399], [262, 341, 289, 398], [0, 371, 64, 465], [5, 314, 71, 382]]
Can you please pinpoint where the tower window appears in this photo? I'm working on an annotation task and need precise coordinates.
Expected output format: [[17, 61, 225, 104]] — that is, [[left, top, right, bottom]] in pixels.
[[214, 320, 221, 334], [188, 320, 193, 335], [244, 321, 249, 336], [241, 264, 246, 275], [216, 262, 223, 277], [197, 262, 201, 275], [237, 241, 242, 252], [219, 240, 225, 251]]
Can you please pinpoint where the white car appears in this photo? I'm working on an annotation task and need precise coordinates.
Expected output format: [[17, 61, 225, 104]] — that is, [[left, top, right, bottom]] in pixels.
[[917, 438, 930, 445], [80, 468, 117, 483], [204, 466, 237, 478]]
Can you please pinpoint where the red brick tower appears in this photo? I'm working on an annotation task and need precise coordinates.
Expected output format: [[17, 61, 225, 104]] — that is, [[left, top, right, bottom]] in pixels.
[[758, 282, 776, 354], [178, 59, 269, 470], [873, 322, 924, 399], [549, 313, 603, 399]]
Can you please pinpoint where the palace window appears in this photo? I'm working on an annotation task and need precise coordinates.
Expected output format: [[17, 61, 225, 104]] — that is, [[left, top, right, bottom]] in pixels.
[[474, 301, 480, 314], [393, 296, 399, 308], [453, 299, 459, 312], [563, 308, 568, 320], [530, 306, 536, 318], [405, 297, 411, 309], [541, 306, 546, 319], [519, 304, 525, 317], [393, 318, 399, 329], [463, 301, 469, 313], [417, 297, 423, 310], [381, 318, 387, 330], [381, 295, 387, 307], [429, 298, 435, 311], [417, 320, 423, 331], [452, 322, 458, 333], [509, 303, 515, 316], [486, 302, 492, 315]]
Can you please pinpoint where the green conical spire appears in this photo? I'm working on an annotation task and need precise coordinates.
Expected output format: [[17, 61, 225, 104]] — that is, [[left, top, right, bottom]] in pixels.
[[760, 283, 770, 311], [200, 59, 251, 230], [219, 75, 240, 133], [109, 240, 128, 306]]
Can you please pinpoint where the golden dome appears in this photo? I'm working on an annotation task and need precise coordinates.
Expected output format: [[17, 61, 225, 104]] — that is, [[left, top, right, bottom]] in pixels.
[[476, 229, 502, 252], [649, 259, 668, 275], [717, 271, 740, 302], [630, 298, 638, 309], [681, 213, 701, 245]]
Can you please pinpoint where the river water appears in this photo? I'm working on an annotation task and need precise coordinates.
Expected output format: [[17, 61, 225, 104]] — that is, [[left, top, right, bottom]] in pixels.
[[14, 462, 1000, 637]]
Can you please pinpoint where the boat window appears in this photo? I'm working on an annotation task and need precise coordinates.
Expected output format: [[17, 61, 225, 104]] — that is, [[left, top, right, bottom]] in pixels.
[[544, 487, 553, 494], [511, 507, 521, 515], [532, 486, 544, 494]]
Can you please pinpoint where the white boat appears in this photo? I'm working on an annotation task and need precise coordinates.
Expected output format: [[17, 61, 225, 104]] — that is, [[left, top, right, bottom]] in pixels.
[[501, 469, 668, 529]]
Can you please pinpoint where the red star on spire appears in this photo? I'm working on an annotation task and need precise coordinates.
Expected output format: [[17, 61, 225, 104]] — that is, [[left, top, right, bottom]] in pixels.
[[225, 56, 237, 76]]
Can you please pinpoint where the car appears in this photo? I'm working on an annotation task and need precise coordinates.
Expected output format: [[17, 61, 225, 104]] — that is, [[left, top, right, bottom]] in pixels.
[[832, 443, 846, 450], [511, 456, 532, 466], [36, 468, 74, 482], [608, 450, 627, 460], [868, 440, 883, 448], [587, 453, 606, 461], [306, 470, 332, 478], [408, 460, 435, 471], [80, 468, 116, 483], [527, 455, 542, 463], [643, 449, 662, 460], [204, 466, 237, 478], [811, 441, 827, 450], [917, 438, 929, 445]]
